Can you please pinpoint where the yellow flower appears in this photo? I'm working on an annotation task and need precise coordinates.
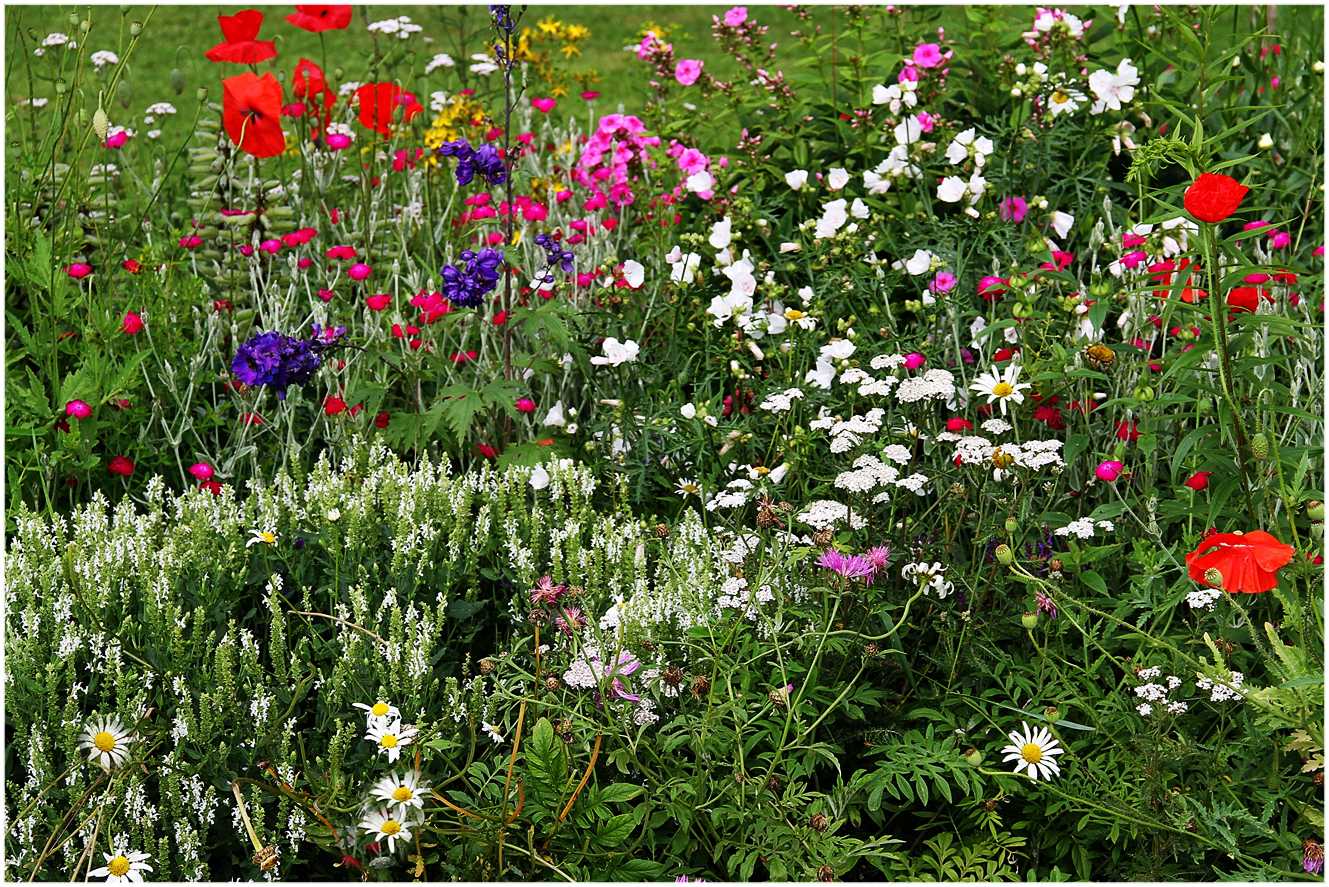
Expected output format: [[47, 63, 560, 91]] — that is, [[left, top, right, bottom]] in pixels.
[[564, 24, 590, 41], [537, 17, 563, 36], [560, 43, 582, 59], [549, 84, 568, 98]]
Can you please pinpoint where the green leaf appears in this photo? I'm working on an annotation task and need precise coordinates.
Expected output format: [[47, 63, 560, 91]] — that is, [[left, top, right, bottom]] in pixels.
[[1079, 570, 1108, 596]]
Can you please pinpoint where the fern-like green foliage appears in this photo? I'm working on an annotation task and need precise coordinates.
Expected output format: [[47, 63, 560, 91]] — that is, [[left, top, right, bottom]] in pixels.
[[852, 725, 985, 814]]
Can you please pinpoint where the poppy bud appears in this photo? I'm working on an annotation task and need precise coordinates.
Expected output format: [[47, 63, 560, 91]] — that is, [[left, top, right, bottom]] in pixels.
[[129, 20, 142, 37], [1203, 567, 1224, 588], [67, 11, 80, 25], [1250, 433, 1270, 461], [170, 68, 185, 94], [1021, 611, 1039, 629], [92, 106, 109, 142]]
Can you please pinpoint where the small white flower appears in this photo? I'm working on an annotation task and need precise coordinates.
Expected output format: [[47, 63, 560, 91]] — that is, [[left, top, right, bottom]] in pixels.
[[482, 722, 504, 744], [89, 847, 152, 883], [78, 716, 135, 770]]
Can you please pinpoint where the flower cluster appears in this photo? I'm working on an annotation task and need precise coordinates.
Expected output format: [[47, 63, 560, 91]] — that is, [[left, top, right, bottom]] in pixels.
[[440, 248, 504, 309]]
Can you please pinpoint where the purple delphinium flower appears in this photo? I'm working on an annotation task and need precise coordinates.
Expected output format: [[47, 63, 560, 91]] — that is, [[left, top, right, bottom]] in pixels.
[[231, 331, 329, 400], [534, 232, 575, 285], [438, 138, 507, 187], [441, 248, 504, 308], [817, 548, 876, 580]]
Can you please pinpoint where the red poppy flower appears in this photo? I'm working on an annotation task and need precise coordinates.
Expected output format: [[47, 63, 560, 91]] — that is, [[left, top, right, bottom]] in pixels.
[[1184, 173, 1250, 224], [293, 58, 336, 135], [355, 82, 423, 136], [205, 10, 277, 64], [1182, 470, 1212, 491], [287, 5, 353, 32], [1149, 258, 1207, 303], [324, 395, 347, 415], [1226, 285, 1273, 314], [108, 456, 135, 477], [223, 72, 287, 158], [1185, 530, 1294, 593]]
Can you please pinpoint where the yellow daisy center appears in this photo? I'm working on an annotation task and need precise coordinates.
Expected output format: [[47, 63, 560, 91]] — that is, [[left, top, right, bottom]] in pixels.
[[784, 308, 806, 320], [992, 382, 1015, 397], [392, 786, 414, 802], [1052, 90, 1069, 103], [752, 466, 770, 476], [381, 819, 402, 836], [108, 856, 131, 877], [380, 734, 398, 749], [1020, 742, 1043, 764], [93, 731, 117, 753], [371, 702, 390, 717], [680, 482, 699, 493], [259, 531, 276, 544]]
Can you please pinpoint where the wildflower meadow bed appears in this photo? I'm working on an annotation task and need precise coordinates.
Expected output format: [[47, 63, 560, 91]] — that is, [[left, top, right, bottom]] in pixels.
[[3, 3, 1325, 882]]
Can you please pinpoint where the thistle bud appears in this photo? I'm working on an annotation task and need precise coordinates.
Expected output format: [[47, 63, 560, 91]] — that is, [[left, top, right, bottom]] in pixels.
[[995, 544, 1014, 565], [1021, 611, 1039, 629], [1250, 433, 1270, 461], [92, 106, 109, 142], [1308, 501, 1324, 521], [964, 747, 983, 766], [809, 813, 829, 832], [478, 657, 495, 674], [1203, 567, 1224, 588]]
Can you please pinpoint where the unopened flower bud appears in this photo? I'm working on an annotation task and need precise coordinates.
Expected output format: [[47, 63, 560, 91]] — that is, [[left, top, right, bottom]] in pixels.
[[92, 106, 109, 141], [1250, 432, 1270, 461], [1257, 133, 1274, 150], [1308, 500, 1324, 521], [478, 657, 495, 674], [129, 20, 143, 36], [809, 813, 828, 832], [1021, 611, 1039, 629], [964, 747, 983, 766], [170, 68, 186, 94], [196, 87, 208, 103]]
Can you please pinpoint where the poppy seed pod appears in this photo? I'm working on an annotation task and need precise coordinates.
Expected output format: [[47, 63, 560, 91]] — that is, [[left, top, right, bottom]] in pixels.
[[995, 544, 1014, 566], [1203, 567, 1224, 588], [1308, 501, 1324, 521], [1004, 516, 1019, 533], [92, 106, 109, 142], [129, 21, 142, 36]]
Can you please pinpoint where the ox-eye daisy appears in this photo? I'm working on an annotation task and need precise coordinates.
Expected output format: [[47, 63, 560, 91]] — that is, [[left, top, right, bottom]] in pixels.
[[78, 716, 135, 770], [89, 846, 153, 883], [359, 808, 412, 853], [1001, 721, 1064, 780], [353, 700, 401, 726], [969, 364, 1032, 415], [370, 771, 429, 817], [365, 719, 417, 763]]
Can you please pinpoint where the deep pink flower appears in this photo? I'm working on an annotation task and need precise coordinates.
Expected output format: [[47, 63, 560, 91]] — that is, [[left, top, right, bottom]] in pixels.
[[348, 263, 372, 281], [108, 455, 135, 477], [675, 59, 703, 86], [722, 6, 747, 26], [121, 311, 144, 335], [999, 196, 1028, 223], [817, 548, 876, 580], [515, 397, 537, 414], [67, 263, 92, 279], [912, 43, 944, 68], [1095, 460, 1124, 482], [65, 400, 92, 420], [531, 97, 556, 113], [903, 352, 927, 370], [188, 462, 215, 481]]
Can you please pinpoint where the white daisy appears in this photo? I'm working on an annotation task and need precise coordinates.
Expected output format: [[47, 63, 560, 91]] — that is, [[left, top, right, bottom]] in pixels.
[[246, 528, 277, 547], [482, 722, 504, 745], [78, 716, 135, 770], [675, 478, 701, 498], [370, 771, 429, 817], [89, 847, 152, 883], [1000, 721, 1065, 780], [1046, 86, 1086, 117], [365, 719, 417, 763], [353, 700, 401, 727], [359, 808, 412, 853], [968, 364, 1032, 415]]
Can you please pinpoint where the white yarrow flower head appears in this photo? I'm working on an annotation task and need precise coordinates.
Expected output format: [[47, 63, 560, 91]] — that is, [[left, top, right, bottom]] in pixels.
[[365, 718, 417, 763], [371, 771, 429, 817], [359, 807, 413, 853], [968, 363, 1032, 415], [89, 847, 152, 883], [79, 716, 135, 770], [1001, 721, 1065, 780]]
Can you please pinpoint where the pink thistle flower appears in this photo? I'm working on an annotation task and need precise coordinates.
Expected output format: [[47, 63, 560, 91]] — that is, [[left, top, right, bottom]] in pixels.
[[816, 548, 876, 580]]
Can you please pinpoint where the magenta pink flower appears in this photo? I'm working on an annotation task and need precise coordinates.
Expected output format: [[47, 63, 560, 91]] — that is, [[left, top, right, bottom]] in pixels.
[[65, 399, 92, 420], [723, 6, 747, 26], [1095, 460, 1124, 482], [530, 575, 567, 606], [912, 42, 945, 68], [325, 132, 352, 150], [105, 130, 129, 149], [675, 59, 703, 86], [930, 272, 957, 294], [179, 234, 204, 249], [348, 262, 372, 281], [67, 263, 92, 279], [904, 352, 927, 370], [531, 97, 556, 113], [898, 64, 920, 83], [515, 397, 536, 414], [817, 548, 876, 580], [121, 311, 144, 335], [188, 462, 215, 481], [999, 196, 1029, 223]]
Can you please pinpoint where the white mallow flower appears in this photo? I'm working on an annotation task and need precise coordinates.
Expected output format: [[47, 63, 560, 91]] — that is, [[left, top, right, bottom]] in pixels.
[[893, 115, 923, 145], [685, 169, 714, 194], [899, 249, 936, 276], [543, 400, 567, 427], [805, 357, 836, 390], [621, 260, 645, 289], [1001, 722, 1065, 781], [709, 216, 733, 250], [1050, 211, 1075, 239], [826, 167, 850, 191], [1088, 58, 1139, 114], [937, 171, 987, 205], [850, 198, 870, 219], [529, 465, 550, 490], [944, 128, 995, 168], [820, 338, 856, 361], [785, 169, 809, 190], [814, 198, 849, 239], [665, 245, 702, 284], [591, 338, 640, 366], [871, 80, 918, 113]]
